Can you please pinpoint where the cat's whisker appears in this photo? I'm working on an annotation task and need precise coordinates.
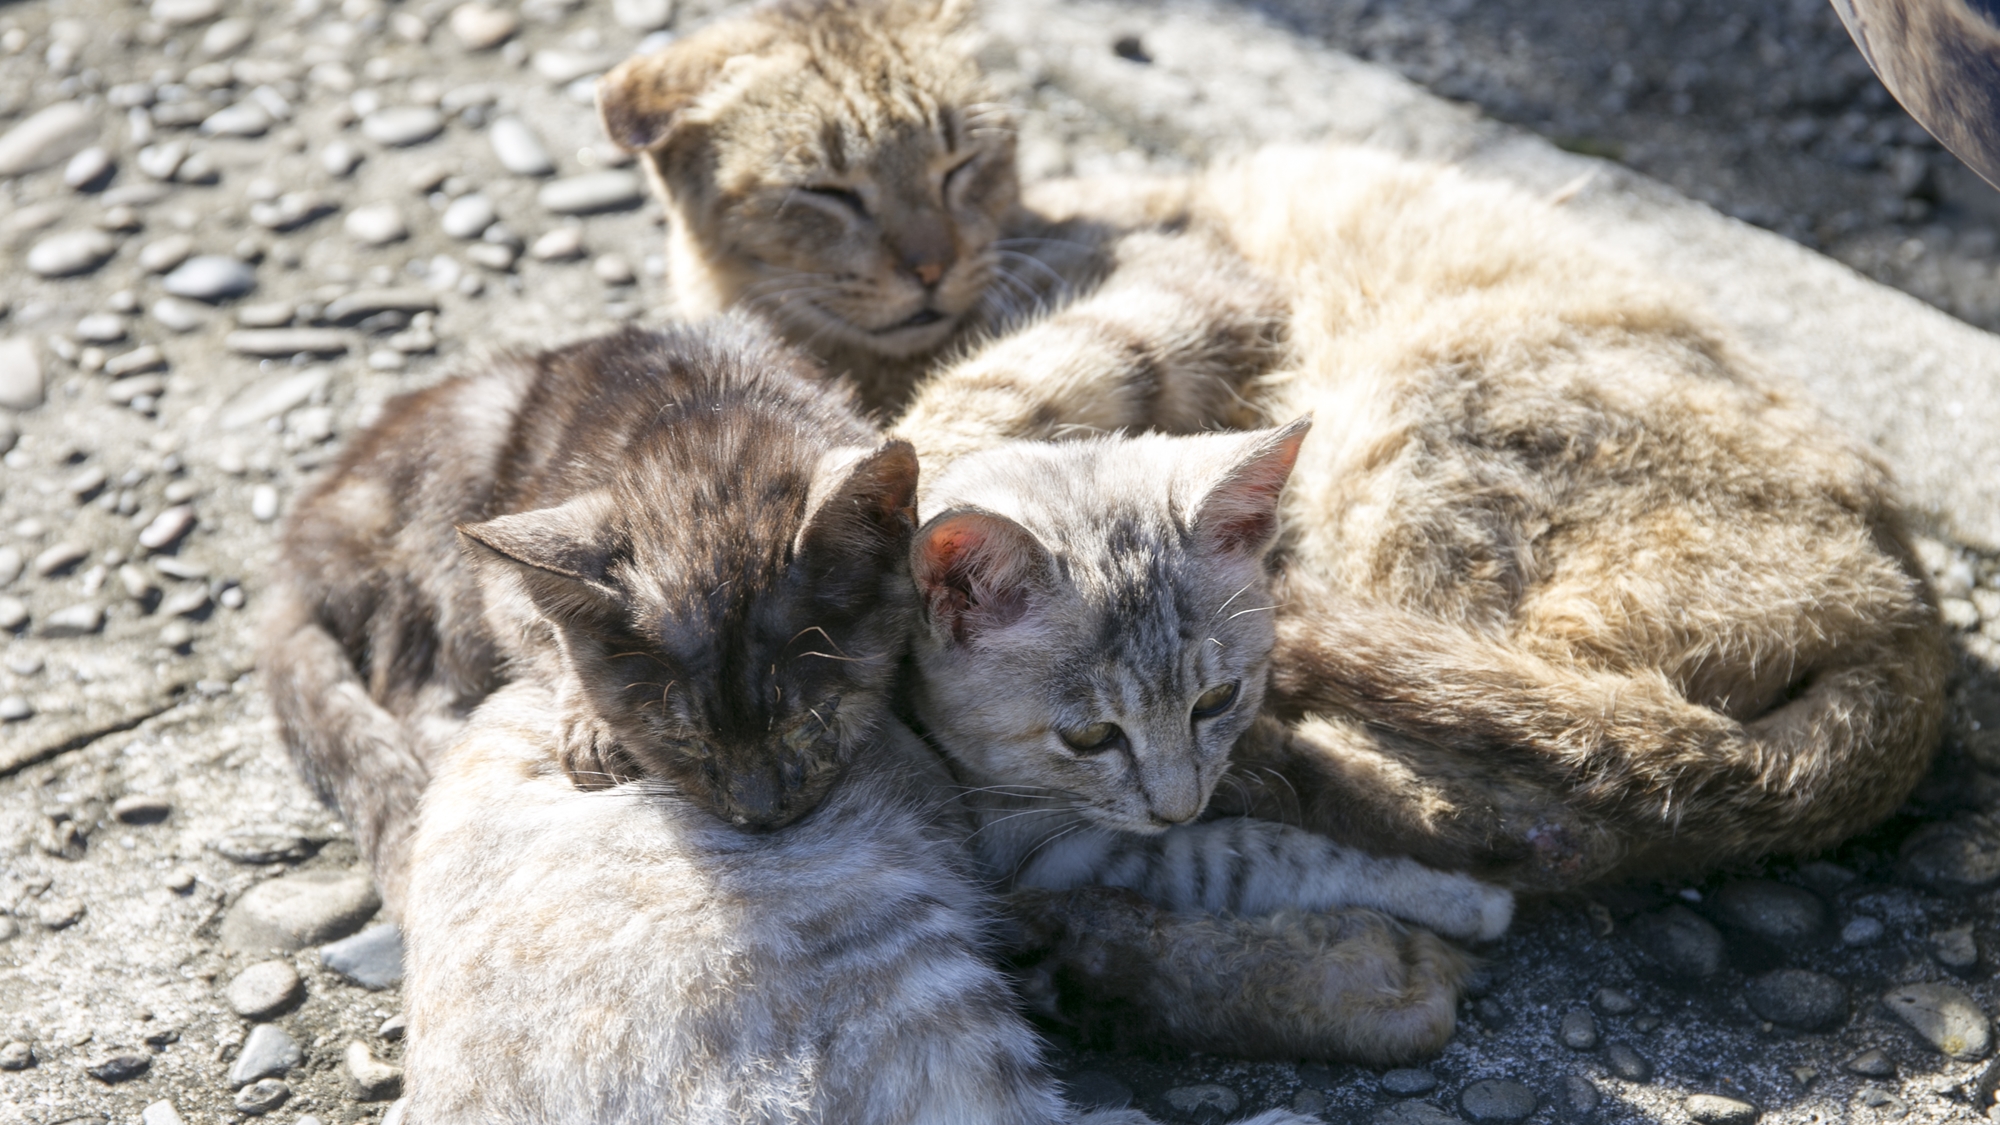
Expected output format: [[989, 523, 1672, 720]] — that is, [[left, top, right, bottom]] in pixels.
[[1227, 603, 1281, 620], [1210, 580, 1259, 624], [964, 806, 1069, 844], [1009, 822, 1087, 881]]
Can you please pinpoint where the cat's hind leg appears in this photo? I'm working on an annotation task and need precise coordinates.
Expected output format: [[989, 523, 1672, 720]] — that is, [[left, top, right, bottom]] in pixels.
[[1007, 886, 1470, 1067]]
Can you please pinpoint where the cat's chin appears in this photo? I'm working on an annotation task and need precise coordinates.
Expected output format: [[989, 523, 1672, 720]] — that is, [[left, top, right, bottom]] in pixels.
[[857, 311, 962, 357]]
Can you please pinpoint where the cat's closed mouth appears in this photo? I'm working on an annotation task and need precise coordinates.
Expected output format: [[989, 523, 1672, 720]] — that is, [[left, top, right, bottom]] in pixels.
[[877, 308, 948, 333]]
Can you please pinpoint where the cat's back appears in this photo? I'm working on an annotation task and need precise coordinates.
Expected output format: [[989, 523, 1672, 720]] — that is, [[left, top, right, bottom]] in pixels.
[[403, 682, 1060, 1125]]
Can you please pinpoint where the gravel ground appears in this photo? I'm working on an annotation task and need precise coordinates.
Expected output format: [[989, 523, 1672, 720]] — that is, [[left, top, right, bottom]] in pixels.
[[2, 2, 2000, 1125]]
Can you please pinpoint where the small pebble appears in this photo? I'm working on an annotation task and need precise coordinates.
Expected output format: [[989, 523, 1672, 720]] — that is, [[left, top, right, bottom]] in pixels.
[[28, 229, 118, 278], [538, 170, 645, 214], [489, 116, 554, 176], [1459, 1079, 1537, 1123], [1605, 1043, 1652, 1083], [1882, 981, 1991, 1059], [1713, 879, 1826, 943], [0, 1041, 34, 1070], [1744, 969, 1848, 1031], [251, 484, 282, 522], [1685, 1094, 1759, 1125], [0, 337, 42, 410], [226, 328, 351, 357], [1841, 916, 1886, 945], [612, 0, 674, 31], [442, 193, 497, 239], [221, 585, 246, 609], [1380, 1068, 1438, 1096], [221, 869, 381, 953], [141, 1101, 186, 1125], [0, 597, 27, 631], [163, 255, 257, 302], [64, 146, 115, 191], [451, 2, 520, 49], [86, 1051, 149, 1083], [113, 794, 172, 823], [237, 301, 296, 328], [1844, 1048, 1895, 1077], [201, 16, 254, 55], [1561, 1008, 1599, 1049], [531, 226, 586, 260], [105, 345, 166, 378], [0, 546, 19, 585], [229, 1024, 303, 1087], [160, 620, 195, 649], [321, 922, 404, 988], [97, 204, 143, 232], [152, 0, 222, 26], [346, 203, 410, 246], [33, 541, 88, 576], [0, 696, 31, 722], [379, 1013, 407, 1039], [202, 102, 271, 137], [234, 1078, 291, 1115], [1164, 1084, 1239, 1120], [1563, 1074, 1600, 1117], [136, 139, 188, 181], [226, 960, 305, 1019], [1932, 924, 1979, 970], [1633, 905, 1725, 978], [345, 1040, 404, 1100], [322, 139, 365, 177], [41, 603, 105, 638], [594, 253, 637, 285], [363, 107, 447, 147], [75, 313, 128, 343], [466, 241, 519, 271], [139, 235, 195, 274], [532, 48, 614, 85], [0, 102, 99, 177], [139, 505, 197, 550]]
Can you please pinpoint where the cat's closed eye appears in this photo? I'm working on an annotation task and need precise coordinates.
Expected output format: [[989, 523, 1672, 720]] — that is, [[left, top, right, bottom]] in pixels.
[[941, 154, 980, 198], [803, 184, 868, 216], [781, 697, 842, 751], [1060, 722, 1128, 755], [1191, 682, 1239, 720]]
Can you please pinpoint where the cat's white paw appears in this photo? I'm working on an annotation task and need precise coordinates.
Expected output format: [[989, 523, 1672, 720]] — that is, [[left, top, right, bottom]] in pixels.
[[1417, 872, 1514, 941], [1474, 882, 1515, 941]]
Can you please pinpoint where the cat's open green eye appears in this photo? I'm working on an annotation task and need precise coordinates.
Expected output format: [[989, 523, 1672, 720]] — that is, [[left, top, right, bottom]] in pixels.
[[1059, 722, 1127, 754], [803, 185, 867, 216], [1191, 682, 1240, 720]]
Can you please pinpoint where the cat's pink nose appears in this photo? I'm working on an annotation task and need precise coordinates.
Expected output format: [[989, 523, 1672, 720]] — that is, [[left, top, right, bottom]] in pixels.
[[912, 261, 944, 287]]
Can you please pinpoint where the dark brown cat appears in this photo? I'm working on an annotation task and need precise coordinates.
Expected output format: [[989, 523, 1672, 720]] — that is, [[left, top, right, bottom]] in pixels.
[[260, 317, 918, 914]]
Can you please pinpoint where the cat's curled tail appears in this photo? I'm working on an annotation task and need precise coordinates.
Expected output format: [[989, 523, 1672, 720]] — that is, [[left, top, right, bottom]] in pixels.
[[1256, 579, 1948, 888]]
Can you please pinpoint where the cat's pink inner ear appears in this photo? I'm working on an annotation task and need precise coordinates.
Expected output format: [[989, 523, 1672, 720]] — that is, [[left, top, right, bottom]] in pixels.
[[912, 510, 1045, 642], [1194, 417, 1311, 556]]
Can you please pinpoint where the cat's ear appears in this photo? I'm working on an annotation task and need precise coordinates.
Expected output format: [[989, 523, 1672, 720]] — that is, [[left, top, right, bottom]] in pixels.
[[1192, 416, 1311, 557], [459, 492, 625, 618], [597, 19, 779, 151], [912, 509, 1053, 643], [796, 439, 921, 564]]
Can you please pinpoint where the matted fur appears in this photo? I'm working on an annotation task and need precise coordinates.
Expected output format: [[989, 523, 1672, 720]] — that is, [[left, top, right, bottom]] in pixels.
[[401, 681, 1323, 1125], [260, 317, 919, 915]]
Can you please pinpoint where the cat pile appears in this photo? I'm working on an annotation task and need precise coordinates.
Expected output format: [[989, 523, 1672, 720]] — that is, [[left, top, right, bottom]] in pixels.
[[260, 0, 1948, 1120]]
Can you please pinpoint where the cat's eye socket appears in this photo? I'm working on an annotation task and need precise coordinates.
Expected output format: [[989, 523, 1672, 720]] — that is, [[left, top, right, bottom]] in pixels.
[[941, 153, 980, 197], [781, 697, 842, 751], [1191, 682, 1240, 720], [1059, 722, 1128, 755], [802, 184, 868, 216]]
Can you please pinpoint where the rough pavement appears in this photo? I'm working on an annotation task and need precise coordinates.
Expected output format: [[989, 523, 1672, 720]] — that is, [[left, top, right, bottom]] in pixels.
[[1, 1, 1999, 1124]]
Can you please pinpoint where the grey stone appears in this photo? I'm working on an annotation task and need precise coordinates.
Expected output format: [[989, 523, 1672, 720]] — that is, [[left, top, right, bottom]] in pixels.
[[136, 140, 188, 181], [65, 466, 108, 498], [224, 329, 350, 357], [0, 597, 27, 631], [1633, 905, 1725, 978], [138, 505, 196, 550], [363, 107, 447, 147], [1932, 924, 1979, 971], [0, 338, 41, 411], [0, 546, 18, 586], [1064, 1071, 1131, 1110], [200, 17, 253, 56], [0, 696, 30, 722], [1374, 1103, 1462, 1125], [1685, 1095, 1758, 1125], [344, 1041, 403, 1100], [162, 255, 256, 302], [41, 604, 105, 638], [467, 241, 519, 271], [1713, 880, 1827, 943], [85, 1052, 149, 1083], [1843, 1049, 1896, 1078], [221, 368, 329, 429], [233, 1078, 290, 1115], [202, 102, 271, 137], [1291, 1089, 1326, 1116], [531, 49, 614, 84], [252, 485, 281, 522], [108, 373, 167, 405], [594, 253, 636, 285], [211, 831, 318, 864], [531, 226, 586, 261], [0, 102, 98, 176], [1560, 1009, 1599, 1049], [152, 0, 221, 26], [1605, 1043, 1652, 1083], [538, 171, 645, 214], [236, 301, 296, 328], [0, 1041, 32, 1070], [35, 898, 83, 930], [1842, 916, 1887, 946], [226, 960, 304, 1018], [228, 1025, 302, 1088], [104, 345, 166, 378], [1381, 1068, 1439, 1096], [28, 230, 118, 278], [138, 235, 195, 275], [1164, 1084, 1238, 1120], [140, 1101, 185, 1125], [112, 794, 171, 823], [321, 139, 364, 178], [450, 2, 519, 50], [250, 191, 336, 231], [379, 1013, 406, 1039], [33, 541, 88, 576], [1900, 814, 2000, 893], [324, 289, 440, 323], [1882, 982, 1991, 1059], [75, 314, 127, 343], [345, 204, 409, 246], [64, 146, 114, 191], [441, 193, 497, 239], [1459, 1079, 1536, 1123], [221, 869, 380, 953], [489, 117, 554, 176], [321, 922, 404, 989], [1745, 969, 1847, 1031], [612, 0, 673, 31], [1563, 1074, 1600, 1117]]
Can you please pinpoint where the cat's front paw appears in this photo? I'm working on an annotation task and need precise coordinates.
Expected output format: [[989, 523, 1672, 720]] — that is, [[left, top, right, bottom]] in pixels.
[[1473, 881, 1515, 942], [1419, 872, 1514, 943]]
